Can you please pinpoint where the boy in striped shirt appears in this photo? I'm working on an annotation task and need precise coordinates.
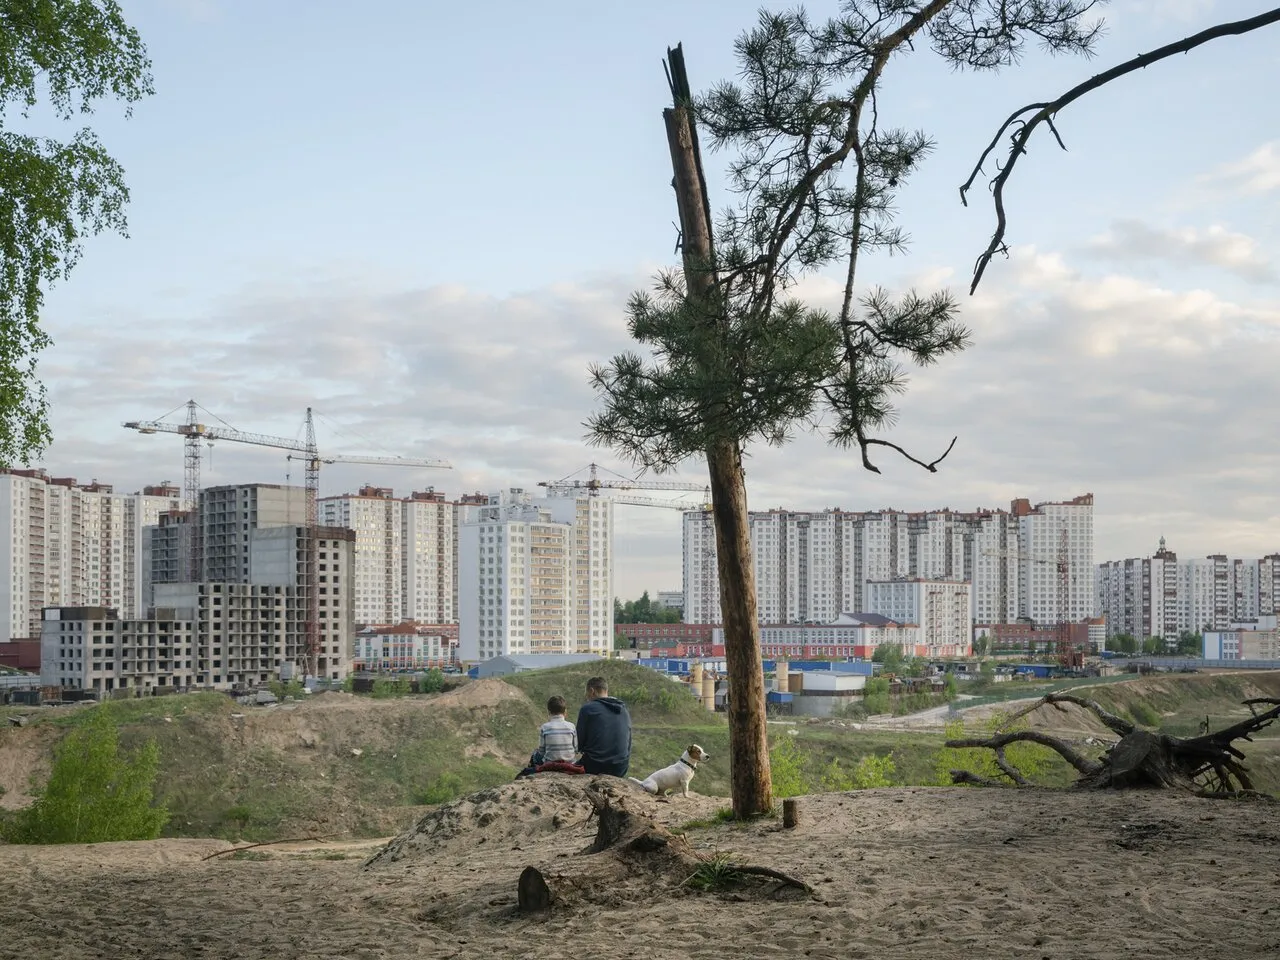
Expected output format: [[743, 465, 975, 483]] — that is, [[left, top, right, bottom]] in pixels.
[[534, 695, 578, 764], [525, 696, 577, 772]]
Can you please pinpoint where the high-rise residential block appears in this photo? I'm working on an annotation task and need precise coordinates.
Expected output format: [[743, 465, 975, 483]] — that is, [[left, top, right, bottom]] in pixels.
[[457, 488, 612, 662], [1097, 539, 1280, 642], [682, 494, 1092, 629], [319, 486, 482, 627], [0, 470, 182, 642], [864, 578, 972, 657]]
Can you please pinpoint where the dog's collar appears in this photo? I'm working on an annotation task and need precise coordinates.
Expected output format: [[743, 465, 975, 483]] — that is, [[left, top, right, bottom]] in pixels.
[[679, 756, 697, 768]]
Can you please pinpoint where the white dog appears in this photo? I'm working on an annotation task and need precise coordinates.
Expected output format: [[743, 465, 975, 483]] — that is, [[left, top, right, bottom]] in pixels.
[[630, 744, 711, 798]]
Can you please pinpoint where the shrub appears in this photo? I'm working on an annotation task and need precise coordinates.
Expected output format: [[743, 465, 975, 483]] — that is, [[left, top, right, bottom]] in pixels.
[[417, 669, 445, 694], [3, 706, 168, 844], [417, 772, 465, 805], [943, 673, 958, 701], [932, 711, 1049, 787], [819, 754, 896, 791], [851, 754, 896, 789], [768, 736, 810, 800], [863, 677, 891, 715], [371, 677, 411, 699]]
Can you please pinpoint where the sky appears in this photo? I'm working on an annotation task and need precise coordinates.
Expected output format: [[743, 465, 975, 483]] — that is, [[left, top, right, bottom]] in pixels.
[[18, 0, 1280, 599]]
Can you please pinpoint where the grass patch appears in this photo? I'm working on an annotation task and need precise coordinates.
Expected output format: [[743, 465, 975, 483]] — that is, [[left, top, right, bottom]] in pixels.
[[502, 661, 715, 726], [44, 693, 230, 728], [684, 852, 743, 891], [678, 807, 736, 832]]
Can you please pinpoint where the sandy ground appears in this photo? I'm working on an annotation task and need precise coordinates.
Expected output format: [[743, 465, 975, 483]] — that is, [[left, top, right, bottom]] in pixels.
[[3, 778, 1279, 960]]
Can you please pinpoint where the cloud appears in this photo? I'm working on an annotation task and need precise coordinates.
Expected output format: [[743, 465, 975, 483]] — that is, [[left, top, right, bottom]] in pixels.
[[1087, 220, 1275, 283], [1200, 141, 1280, 197], [34, 248, 1280, 598]]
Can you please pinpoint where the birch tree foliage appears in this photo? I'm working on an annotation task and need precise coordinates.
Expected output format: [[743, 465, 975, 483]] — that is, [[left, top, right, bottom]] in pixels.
[[0, 0, 152, 465]]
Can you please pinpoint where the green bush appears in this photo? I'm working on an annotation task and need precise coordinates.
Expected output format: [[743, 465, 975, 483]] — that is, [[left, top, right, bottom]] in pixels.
[[268, 680, 304, 700], [850, 754, 896, 788], [3, 706, 168, 844], [769, 735, 810, 800], [819, 754, 896, 791], [863, 676, 891, 715], [417, 669, 445, 694], [933, 712, 1049, 787], [417, 772, 465, 805], [371, 677, 411, 699], [943, 673, 958, 701]]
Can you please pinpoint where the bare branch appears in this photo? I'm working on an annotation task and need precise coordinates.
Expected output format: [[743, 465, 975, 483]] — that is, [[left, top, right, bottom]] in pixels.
[[858, 433, 958, 474], [993, 746, 1032, 786], [965, 6, 1280, 294], [1041, 692, 1135, 737]]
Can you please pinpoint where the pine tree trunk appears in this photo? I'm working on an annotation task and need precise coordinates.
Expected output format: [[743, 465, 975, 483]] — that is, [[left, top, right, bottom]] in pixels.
[[707, 437, 772, 816], [663, 86, 773, 817]]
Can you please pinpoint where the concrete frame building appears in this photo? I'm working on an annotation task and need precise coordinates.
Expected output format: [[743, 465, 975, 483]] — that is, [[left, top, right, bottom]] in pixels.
[[40, 523, 355, 694], [1, 470, 182, 642], [683, 494, 1092, 631]]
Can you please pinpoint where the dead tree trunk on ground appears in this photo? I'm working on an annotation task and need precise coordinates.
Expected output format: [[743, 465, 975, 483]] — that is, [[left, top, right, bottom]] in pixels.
[[946, 694, 1280, 794], [517, 779, 809, 913]]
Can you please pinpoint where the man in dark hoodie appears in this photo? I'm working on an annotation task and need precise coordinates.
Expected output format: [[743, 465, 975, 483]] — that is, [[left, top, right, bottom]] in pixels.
[[575, 676, 632, 776]]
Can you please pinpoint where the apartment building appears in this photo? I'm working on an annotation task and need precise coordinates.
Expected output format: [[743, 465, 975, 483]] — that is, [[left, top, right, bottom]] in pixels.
[[40, 605, 198, 694], [41, 524, 355, 694], [319, 487, 485, 626], [457, 488, 613, 662], [683, 494, 1092, 630], [864, 578, 972, 657], [198, 483, 308, 583], [1097, 540, 1280, 641], [0, 470, 182, 642]]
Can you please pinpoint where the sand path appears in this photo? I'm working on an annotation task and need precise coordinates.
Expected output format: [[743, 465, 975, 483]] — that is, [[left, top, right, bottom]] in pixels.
[[1, 785, 1276, 960]]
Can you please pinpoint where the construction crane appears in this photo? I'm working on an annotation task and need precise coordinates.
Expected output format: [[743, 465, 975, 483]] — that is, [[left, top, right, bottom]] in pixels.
[[983, 528, 1080, 668], [539, 462, 708, 497], [608, 494, 717, 625], [123, 400, 451, 678]]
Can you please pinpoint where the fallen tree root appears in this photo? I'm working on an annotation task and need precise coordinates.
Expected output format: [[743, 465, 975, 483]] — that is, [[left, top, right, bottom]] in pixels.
[[517, 778, 811, 912], [948, 695, 1280, 793]]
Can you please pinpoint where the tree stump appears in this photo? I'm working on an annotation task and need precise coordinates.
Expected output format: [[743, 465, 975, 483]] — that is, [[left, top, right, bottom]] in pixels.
[[782, 798, 800, 828], [516, 778, 811, 909], [517, 866, 552, 914]]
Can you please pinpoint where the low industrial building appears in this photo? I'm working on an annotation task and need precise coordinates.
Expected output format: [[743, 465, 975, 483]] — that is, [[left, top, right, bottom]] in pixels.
[[714, 613, 924, 660], [472, 653, 604, 678]]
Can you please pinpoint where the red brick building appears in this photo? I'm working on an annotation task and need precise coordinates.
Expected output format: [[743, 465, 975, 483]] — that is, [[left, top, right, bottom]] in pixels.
[[615, 623, 716, 657]]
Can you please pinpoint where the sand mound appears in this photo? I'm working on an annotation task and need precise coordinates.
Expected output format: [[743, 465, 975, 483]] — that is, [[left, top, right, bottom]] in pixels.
[[433, 678, 530, 710], [366, 775, 596, 866], [365, 774, 726, 869]]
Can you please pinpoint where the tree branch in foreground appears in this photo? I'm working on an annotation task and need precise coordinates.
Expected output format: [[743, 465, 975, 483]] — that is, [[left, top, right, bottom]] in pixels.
[[963, 6, 1280, 294]]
